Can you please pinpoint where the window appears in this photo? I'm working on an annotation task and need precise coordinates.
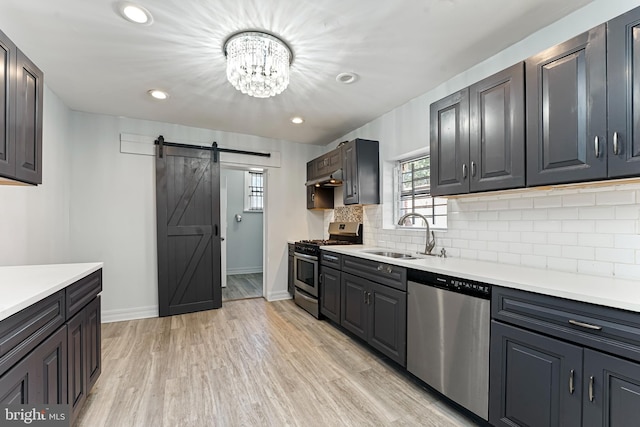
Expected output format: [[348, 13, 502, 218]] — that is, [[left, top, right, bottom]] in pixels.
[[396, 156, 447, 228], [244, 171, 264, 212]]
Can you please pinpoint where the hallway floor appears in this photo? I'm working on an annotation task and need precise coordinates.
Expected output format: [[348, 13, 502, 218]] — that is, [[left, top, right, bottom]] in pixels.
[[222, 273, 262, 301]]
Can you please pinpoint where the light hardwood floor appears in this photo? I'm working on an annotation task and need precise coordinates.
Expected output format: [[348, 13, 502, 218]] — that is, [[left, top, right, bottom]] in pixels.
[[77, 299, 479, 427], [222, 273, 263, 302]]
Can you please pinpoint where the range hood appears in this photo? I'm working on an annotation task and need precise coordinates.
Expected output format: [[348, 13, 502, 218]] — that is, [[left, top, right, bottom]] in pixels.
[[305, 169, 343, 187]]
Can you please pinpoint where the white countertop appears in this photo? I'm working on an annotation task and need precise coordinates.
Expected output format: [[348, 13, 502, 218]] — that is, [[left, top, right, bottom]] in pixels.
[[322, 245, 640, 313], [0, 263, 103, 322]]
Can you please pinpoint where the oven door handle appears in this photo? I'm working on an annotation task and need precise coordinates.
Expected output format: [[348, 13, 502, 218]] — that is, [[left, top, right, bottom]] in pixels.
[[294, 252, 318, 261]]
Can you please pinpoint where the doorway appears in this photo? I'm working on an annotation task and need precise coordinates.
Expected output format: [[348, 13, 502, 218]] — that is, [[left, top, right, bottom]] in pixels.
[[220, 167, 264, 301]]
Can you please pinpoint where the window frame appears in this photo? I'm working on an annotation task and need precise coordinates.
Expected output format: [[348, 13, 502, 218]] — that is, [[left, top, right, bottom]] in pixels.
[[394, 155, 447, 229], [243, 170, 264, 213]]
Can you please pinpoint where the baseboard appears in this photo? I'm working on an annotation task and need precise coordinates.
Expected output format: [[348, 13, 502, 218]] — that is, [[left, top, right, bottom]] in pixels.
[[102, 305, 158, 323], [266, 290, 293, 301], [227, 267, 263, 275]]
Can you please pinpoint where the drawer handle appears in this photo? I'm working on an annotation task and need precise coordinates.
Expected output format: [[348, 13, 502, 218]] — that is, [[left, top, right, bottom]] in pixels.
[[386, 266, 393, 274], [569, 369, 574, 394], [589, 376, 595, 402], [377, 264, 384, 271], [568, 319, 602, 331], [324, 255, 338, 261]]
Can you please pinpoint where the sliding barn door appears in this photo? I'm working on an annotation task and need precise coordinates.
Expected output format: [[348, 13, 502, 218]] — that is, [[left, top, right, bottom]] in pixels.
[[156, 145, 222, 317]]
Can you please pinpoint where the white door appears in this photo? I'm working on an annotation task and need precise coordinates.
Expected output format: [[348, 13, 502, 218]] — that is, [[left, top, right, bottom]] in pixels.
[[220, 175, 228, 288]]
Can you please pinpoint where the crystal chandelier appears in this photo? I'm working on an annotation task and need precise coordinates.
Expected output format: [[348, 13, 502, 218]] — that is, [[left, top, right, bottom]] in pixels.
[[223, 31, 292, 98]]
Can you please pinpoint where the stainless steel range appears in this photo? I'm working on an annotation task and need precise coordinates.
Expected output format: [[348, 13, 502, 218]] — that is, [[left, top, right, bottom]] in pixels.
[[293, 222, 362, 318]]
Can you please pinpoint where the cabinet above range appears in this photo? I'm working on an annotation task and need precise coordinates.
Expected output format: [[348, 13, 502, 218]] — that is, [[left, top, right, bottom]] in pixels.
[[305, 138, 380, 207]]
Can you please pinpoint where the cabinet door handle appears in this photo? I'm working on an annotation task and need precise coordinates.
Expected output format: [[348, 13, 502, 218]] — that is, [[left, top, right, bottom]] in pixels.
[[569, 369, 575, 394], [568, 319, 602, 331], [377, 264, 384, 271], [311, 193, 315, 202], [367, 291, 372, 305], [363, 290, 367, 304], [594, 136, 600, 158], [319, 274, 323, 284], [462, 163, 468, 179], [613, 132, 620, 155], [471, 161, 476, 177], [589, 376, 595, 402]]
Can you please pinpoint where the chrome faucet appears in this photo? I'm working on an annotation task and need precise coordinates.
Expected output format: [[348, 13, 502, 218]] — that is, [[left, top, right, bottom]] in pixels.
[[397, 212, 436, 255]]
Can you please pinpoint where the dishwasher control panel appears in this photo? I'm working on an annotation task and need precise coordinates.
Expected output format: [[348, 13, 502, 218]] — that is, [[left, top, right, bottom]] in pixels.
[[407, 269, 491, 299]]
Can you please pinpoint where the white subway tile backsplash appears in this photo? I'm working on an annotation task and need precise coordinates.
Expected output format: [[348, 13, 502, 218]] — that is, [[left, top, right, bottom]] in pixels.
[[578, 233, 614, 248], [548, 232, 578, 245], [596, 190, 636, 206], [614, 234, 640, 249], [548, 208, 579, 220], [615, 205, 640, 220], [562, 245, 595, 260], [521, 255, 547, 269], [522, 209, 549, 220], [534, 221, 562, 232], [361, 182, 640, 281], [596, 220, 637, 234], [547, 258, 577, 273], [562, 193, 596, 207], [478, 251, 498, 262], [534, 196, 562, 209], [614, 263, 640, 280], [562, 220, 595, 233], [578, 260, 614, 276], [498, 252, 521, 265], [578, 207, 615, 220], [596, 247, 635, 264]]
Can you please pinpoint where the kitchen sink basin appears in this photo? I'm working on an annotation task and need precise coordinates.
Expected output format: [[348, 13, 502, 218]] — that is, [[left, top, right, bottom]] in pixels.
[[364, 250, 417, 259]]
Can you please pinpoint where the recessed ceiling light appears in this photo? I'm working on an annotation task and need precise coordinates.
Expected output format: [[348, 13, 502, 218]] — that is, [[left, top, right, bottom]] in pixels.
[[148, 89, 168, 100], [336, 72, 359, 84], [117, 2, 153, 25], [291, 117, 304, 124]]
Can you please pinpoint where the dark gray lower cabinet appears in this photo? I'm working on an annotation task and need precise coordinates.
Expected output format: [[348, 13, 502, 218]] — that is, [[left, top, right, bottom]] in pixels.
[[583, 349, 640, 427], [0, 325, 67, 405], [490, 321, 583, 427], [340, 272, 406, 366], [319, 266, 341, 323], [68, 296, 101, 425]]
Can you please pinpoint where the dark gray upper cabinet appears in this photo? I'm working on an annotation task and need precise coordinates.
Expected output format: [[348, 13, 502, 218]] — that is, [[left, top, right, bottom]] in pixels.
[[526, 25, 607, 186], [430, 89, 470, 196], [14, 50, 42, 184], [0, 28, 43, 185], [342, 138, 379, 205], [607, 8, 640, 177], [0, 30, 16, 180], [306, 185, 333, 210], [469, 62, 525, 192]]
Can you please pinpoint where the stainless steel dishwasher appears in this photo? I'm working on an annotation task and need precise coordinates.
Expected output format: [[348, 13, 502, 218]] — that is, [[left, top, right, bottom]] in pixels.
[[407, 269, 491, 420]]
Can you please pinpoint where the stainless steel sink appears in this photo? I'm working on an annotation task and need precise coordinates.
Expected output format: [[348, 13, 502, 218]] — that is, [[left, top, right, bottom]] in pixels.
[[365, 250, 416, 259]]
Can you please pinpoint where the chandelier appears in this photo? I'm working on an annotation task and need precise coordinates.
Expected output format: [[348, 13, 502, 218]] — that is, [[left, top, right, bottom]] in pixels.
[[223, 31, 292, 98]]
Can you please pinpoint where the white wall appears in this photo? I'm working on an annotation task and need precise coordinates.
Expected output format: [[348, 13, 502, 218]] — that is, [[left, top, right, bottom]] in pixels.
[[222, 168, 263, 274], [332, 0, 640, 280], [68, 112, 324, 322], [0, 87, 71, 266]]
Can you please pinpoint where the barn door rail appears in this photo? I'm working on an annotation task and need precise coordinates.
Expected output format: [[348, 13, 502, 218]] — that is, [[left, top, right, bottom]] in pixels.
[[154, 135, 271, 160]]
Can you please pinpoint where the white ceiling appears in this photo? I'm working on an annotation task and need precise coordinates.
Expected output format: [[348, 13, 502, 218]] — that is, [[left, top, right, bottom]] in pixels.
[[0, 0, 593, 145]]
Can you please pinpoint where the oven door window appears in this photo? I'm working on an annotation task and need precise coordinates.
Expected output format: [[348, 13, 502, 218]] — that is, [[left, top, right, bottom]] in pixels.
[[296, 258, 317, 291]]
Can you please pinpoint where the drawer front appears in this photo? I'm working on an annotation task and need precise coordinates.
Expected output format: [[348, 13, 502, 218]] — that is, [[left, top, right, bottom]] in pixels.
[[66, 269, 102, 320], [493, 286, 640, 363], [342, 255, 406, 291], [320, 251, 341, 269], [0, 290, 65, 376]]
